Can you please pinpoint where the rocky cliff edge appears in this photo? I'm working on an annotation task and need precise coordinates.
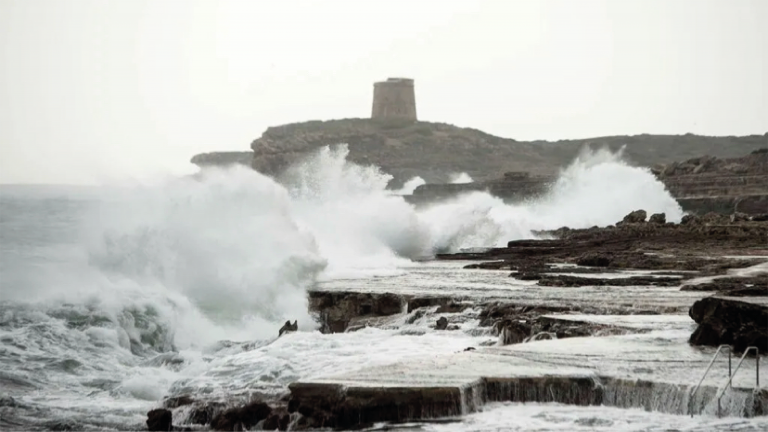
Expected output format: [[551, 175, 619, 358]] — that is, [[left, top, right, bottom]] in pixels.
[[191, 118, 767, 187]]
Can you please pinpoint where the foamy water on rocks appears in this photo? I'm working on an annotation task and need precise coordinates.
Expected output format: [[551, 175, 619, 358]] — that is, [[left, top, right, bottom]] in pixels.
[[1, 144, 752, 431]]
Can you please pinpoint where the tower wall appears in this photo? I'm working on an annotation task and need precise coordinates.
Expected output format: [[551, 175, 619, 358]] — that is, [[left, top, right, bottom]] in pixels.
[[371, 78, 417, 122]]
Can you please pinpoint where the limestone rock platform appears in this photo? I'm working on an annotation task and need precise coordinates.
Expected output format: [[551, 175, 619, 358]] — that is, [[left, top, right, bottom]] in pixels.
[[290, 326, 767, 429]]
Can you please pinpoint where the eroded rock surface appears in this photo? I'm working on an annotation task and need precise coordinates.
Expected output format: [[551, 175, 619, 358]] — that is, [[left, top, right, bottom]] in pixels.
[[146, 409, 172, 431], [689, 297, 768, 353], [309, 292, 405, 333], [441, 210, 768, 274]]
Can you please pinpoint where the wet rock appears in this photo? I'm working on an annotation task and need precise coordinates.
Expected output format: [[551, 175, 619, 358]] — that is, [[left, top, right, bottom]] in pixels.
[[237, 401, 273, 424], [575, 253, 612, 267], [681, 214, 699, 225], [435, 317, 448, 330], [622, 210, 647, 224], [288, 382, 462, 430], [163, 395, 194, 409], [533, 316, 632, 339], [187, 401, 226, 425], [262, 407, 290, 431], [143, 352, 185, 368], [497, 320, 531, 345], [689, 297, 768, 353], [146, 408, 173, 431], [405, 308, 428, 324], [649, 213, 666, 224], [537, 275, 681, 287], [525, 332, 556, 342], [407, 296, 469, 313], [210, 400, 272, 431], [681, 275, 768, 296], [279, 320, 297, 337], [463, 260, 510, 270], [310, 292, 405, 333]]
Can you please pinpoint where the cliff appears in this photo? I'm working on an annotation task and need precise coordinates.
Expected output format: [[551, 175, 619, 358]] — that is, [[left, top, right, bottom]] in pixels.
[[247, 118, 550, 186], [654, 149, 768, 214], [191, 118, 766, 188]]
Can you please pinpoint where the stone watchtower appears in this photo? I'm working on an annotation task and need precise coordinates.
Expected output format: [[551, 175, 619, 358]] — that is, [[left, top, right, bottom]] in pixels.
[[371, 78, 417, 122]]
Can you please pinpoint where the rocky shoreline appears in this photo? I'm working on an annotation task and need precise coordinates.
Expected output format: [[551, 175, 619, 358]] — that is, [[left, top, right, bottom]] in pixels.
[[145, 209, 768, 430]]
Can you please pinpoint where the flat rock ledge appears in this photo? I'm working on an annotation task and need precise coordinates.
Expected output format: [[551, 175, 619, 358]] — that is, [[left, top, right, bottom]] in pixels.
[[287, 376, 768, 430]]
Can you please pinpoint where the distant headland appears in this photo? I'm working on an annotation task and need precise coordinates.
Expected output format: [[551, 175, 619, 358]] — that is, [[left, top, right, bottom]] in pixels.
[[191, 78, 768, 187]]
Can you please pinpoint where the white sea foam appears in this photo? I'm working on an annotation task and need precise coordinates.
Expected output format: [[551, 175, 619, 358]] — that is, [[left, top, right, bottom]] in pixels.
[[410, 402, 768, 432], [393, 176, 427, 195], [418, 146, 683, 250], [449, 172, 474, 184]]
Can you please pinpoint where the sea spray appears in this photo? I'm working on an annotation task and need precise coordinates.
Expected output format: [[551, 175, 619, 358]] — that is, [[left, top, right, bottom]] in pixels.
[[416, 146, 684, 251], [394, 176, 427, 195], [0, 144, 684, 350], [0, 143, 690, 429], [450, 172, 474, 184]]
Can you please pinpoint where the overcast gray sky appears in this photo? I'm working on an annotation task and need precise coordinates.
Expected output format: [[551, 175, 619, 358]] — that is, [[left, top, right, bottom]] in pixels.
[[1, 0, 766, 185]]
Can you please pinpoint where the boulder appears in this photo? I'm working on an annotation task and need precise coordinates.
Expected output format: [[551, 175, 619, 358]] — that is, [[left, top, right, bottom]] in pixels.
[[146, 409, 172, 432], [689, 297, 768, 353], [211, 401, 272, 431], [622, 210, 647, 224], [262, 407, 291, 431], [435, 317, 448, 330], [648, 213, 666, 224], [496, 320, 531, 345], [681, 214, 699, 225], [163, 395, 194, 409], [279, 320, 298, 337]]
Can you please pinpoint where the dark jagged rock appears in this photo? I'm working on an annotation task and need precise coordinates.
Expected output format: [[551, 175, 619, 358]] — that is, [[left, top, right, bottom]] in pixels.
[[163, 395, 194, 409], [146, 409, 172, 431], [576, 253, 612, 267], [689, 297, 768, 353], [279, 320, 298, 337], [407, 296, 470, 313], [186, 401, 226, 426], [649, 213, 666, 224], [534, 275, 682, 287], [435, 317, 449, 330], [440, 210, 768, 279], [309, 291, 405, 333], [210, 400, 272, 431], [621, 209, 647, 224], [496, 319, 531, 345], [262, 407, 291, 431], [476, 302, 636, 345]]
